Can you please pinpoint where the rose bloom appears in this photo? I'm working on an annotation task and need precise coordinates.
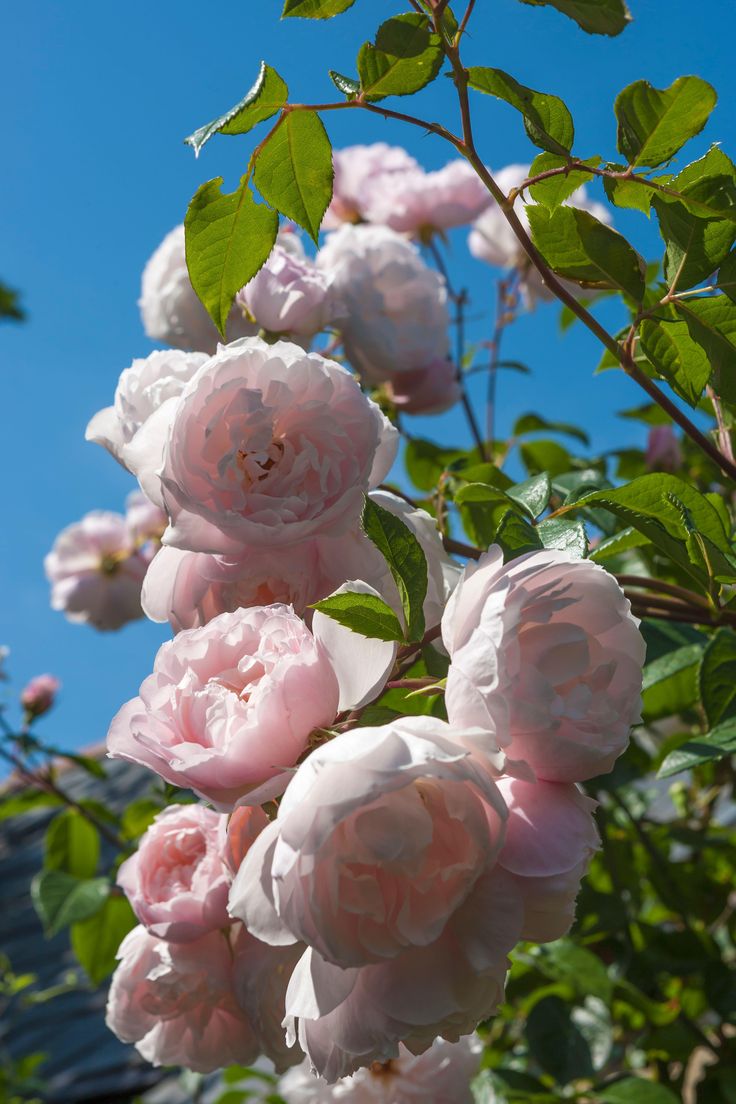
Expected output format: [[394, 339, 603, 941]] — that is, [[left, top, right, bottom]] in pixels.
[[86, 349, 207, 505], [124, 490, 167, 544], [279, 1034, 483, 1103], [107, 605, 341, 809], [646, 425, 682, 472], [387, 357, 461, 416], [468, 163, 612, 306], [106, 924, 274, 1073], [21, 674, 60, 719], [238, 242, 344, 338], [323, 143, 419, 229], [442, 547, 645, 783], [362, 161, 491, 238], [45, 510, 153, 631], [139, 224, 258, 353], [232, 933, 306, 1074], [277, 752, 600, 1080], [117, 804, 233, 942], [220, 804, 271, 877], [153, 337, 397, 555], [229, 716, 507, 968], [495, 776, 599, 942], [317, 226, 451, 385], [141, 489, 458, 633]]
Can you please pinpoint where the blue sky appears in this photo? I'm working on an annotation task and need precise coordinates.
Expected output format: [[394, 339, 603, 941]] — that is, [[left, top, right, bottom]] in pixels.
[[2, 0, 734, 755]]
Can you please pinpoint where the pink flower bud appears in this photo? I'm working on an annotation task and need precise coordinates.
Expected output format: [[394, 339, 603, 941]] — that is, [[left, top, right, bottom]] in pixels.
[[21, 674, 60, 718]]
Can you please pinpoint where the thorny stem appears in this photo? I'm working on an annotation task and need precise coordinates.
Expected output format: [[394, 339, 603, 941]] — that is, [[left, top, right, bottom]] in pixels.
[[616, 574, 712, 609], [443, 535, 482, 560], [0, 721, 129, 853], [486, 274, 519, 442]]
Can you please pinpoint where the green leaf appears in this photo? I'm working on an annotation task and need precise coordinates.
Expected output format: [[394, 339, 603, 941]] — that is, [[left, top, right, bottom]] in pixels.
[[184, 64, 288, 156], [517, 0, 631, 35], [527, 204, 645, 300], [525, 995, 593, 1084], [71, 895, 136, 985], [513, 411, 590, 445], [467, 67, 574, 157], [537, 940, 613, 1001], [311, 591, 405, 642], [254, 110, 333, 242], [654, 196, 736, 290], [603, 174, 655, 215], [328, 70, 360, 98], [282, 0, 355, 14], [44, 811, 100, 880], [589, 525, 651, 562], [658, 717, 736, 777], [362, 497, 428, 642], [507, 472, 551, 518], [404, 438, 464, 491], [615, 77, 717, 169], [0, 789, 62, 822], [537, 517, 588, 557], [675, 296, 736, 402], [494, 509, 544, 559], [642, 643, 702, 722], [598, 1079, 679, 1103], [455, 483, 520, 547], [185, 178, 278, 335], [520, 438, 572, 476], [639, 318, 711, 406], [31, 871, 109, 938], [699, 629, 736, 727], [659, 147, 736, 221], [0, 280, 24, 321], [528, 153, 601, 210], [357, 14, 443, 102], [718, 249, 736, 303], [121, 798, 162, 841]]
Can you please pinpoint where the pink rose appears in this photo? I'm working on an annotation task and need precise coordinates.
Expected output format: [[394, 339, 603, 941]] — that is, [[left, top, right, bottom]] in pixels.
[[442, 547, 644, 782], [105, 925, 259, 1073], [279, 1034, 483, 1103], [85, 349, 207, 506], [141, 490, 458, 634], [228, 716, 507, 968], [21, 674, 60, 719], [155, 337, 397, 554], [387, 357, 461, 415], [139, 224, 258, 353], [362, 161, 491, 238], [238, 244, 344, 338], [220, 804, 271, 877], [281, 862, 521, 1080], [117, 804, 232, 942], [468, 163, 611, 307], [323, 144, 420, 229], [317, 226, 450, 386], [45, 510, 152, 631], [124, 491, 167, 545], [495, 776, 599, 942], [646, 425, 682, 472], [106, 605, 341, 809], [232, 932, 305, 1073]]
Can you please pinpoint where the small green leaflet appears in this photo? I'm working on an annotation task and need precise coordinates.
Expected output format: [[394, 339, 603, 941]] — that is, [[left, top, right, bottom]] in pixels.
[[675, 296, 736, 404], [311, 591, 405, 642], [184, 64, 288, 157], [699, 628, 736, 728], [658, 717, 736, 779], [357, 13, 443, 102], [31, 870, 110, 938], [537, 517, 588, 558], [506, 472, 551, 518], [71, 895, 136, 985], [282, 0, 356, 16], [362, 497, 428, 642], [639, 318, 711, 406], [513, 410, 590, 445], [44, 810, 100, 880], [329, 70, 360, 99], [527, 204, 645, 300], [185, 178, 279, 335], [528, 153, 601, 210], [254, 110, 333, 242], [615, 76, 717, 169], [654, 195, 736, 291], [467, 67, 574, 157], [517, 0, 631, 36]]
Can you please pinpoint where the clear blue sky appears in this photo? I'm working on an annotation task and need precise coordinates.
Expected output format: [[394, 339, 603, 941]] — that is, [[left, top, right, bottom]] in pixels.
[[2, 0, 734, 755]]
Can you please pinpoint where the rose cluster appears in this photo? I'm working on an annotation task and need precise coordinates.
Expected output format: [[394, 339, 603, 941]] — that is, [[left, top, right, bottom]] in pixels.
[[43, 141, 644, 1096]]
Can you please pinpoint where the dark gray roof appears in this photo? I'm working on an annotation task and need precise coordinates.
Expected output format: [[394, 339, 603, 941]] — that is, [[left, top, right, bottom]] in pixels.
[[0, 755, 182, 1103]]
